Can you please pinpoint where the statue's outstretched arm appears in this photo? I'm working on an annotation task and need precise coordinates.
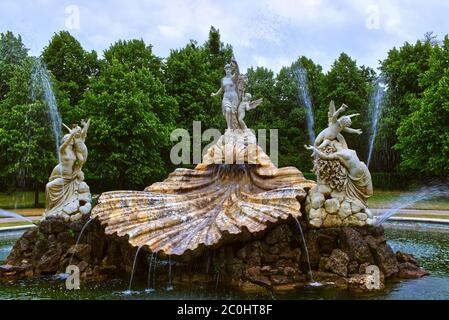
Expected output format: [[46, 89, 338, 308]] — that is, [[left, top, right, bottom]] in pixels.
[[247, 98, 263, 110], [331, 104, 348, 123], [211, 85, 223, 97], [81, 118, 91, 140], [343, 127, 363, 135], [59, 133, 74, 153], [304, 145, 338, 160], [231, 57, 240, 78]]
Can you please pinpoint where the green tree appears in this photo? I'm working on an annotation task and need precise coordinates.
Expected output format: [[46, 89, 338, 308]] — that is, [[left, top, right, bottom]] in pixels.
[[377, 40, 433, 172], [244, 56, 324, 171], [318, 53, 374, 159], [164, 27, 233, 166], [77, 40, 178, 189], [395, 36, 449, 175], [0, 31, 28, 101], [0, 58, 56, 205], [42, 31, 99, 119]]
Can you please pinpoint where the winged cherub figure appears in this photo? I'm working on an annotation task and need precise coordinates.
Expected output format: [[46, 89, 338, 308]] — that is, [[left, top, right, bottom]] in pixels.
[[237, 93, 263, 129], [314, 101, 362, 149]]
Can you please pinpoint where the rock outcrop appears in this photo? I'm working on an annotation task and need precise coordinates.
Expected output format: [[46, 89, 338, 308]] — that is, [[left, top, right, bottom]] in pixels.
[[0, 216, 428, 293]]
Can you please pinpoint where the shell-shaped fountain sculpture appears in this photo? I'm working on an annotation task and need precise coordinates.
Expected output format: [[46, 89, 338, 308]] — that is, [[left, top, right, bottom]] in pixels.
[[92, 130, 315, 256]]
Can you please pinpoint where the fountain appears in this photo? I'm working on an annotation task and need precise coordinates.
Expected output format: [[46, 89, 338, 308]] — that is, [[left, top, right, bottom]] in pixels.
[[0, 57, 429, 294], [293, 65, 315, 145], [305, 101, 374, 228], [367, 80, 387, 167], [0, 209, 35, 225], [127, 246, 142, 293], [30, 58, 62, 157], [375, 184, 449, 225]]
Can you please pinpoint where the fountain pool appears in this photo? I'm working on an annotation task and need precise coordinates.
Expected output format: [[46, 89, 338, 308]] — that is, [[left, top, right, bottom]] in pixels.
[[1, 226, 449, 300]]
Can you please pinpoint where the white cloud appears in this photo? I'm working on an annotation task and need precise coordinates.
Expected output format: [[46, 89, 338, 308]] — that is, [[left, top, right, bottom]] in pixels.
[[157, 25, 183, 40], [2, 0, 449, 73]]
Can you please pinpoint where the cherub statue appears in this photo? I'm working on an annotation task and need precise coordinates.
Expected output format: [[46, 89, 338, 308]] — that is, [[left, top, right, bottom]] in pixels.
[[237, 93, 263, 129], [314, 101, 362, 149]]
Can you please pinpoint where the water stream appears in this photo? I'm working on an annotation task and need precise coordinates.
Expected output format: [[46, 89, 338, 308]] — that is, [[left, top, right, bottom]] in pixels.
[[30, 57, 62, 158], [293, 66, 315, 145], [127, 246, 142, 293], [294, 217, 321, 286], [367, 80, 387, 167], [68, 217, 94, 266], [375, 184, 449, 225], [0, 208, 35, 225]]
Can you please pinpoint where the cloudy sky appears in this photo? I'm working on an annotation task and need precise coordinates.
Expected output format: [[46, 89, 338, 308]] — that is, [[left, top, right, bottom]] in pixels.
[[1, 0, 449, 73]]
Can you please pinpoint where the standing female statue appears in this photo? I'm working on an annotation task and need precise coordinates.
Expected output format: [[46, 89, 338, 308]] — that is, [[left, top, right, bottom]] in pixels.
[[211, 58, 241, 130]]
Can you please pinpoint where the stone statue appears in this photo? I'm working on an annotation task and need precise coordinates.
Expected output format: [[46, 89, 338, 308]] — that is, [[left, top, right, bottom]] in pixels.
[[314, 101, 362, 149], [44, 119, 92, 222], [211, 57, 262, 130], [305, 142, 373, 205], [304, 102, 373, 228], [237, 93, 263, 129]]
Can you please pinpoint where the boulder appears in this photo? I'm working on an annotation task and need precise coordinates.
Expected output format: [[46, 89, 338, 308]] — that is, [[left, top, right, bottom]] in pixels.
[[67, 244, 92, 263], [396, 251, 420, 267], [36, 247, 63, 273], [340, 227, 374, 264], [338, 201, 352, 219], [325, 249, 349, 277], [311, 193, 325, 209], [324, 199, 340, 214], [265, 225, 291, 245], [39, 219, 66, 234], [371, 243, 399, 277], [323, 214, 342, 228], [398, 262, 429, 279]]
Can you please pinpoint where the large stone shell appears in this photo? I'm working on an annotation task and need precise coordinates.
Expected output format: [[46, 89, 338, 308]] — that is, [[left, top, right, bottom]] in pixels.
[[92, 137, 315, 256]]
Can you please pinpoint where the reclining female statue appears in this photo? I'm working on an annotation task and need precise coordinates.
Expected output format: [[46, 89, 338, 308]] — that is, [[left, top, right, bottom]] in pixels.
[[305, 141, 373, 205]]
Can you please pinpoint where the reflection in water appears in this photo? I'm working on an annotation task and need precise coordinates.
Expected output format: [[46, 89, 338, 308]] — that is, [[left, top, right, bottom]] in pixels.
[[1, 227, 449, 300]]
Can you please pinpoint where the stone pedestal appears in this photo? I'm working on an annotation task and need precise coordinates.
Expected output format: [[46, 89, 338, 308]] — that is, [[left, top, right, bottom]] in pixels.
[[305, 183, 374, 228]]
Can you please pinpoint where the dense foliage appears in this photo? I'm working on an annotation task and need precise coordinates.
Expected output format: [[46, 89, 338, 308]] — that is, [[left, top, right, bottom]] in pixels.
[[1, 28, 448, 196]]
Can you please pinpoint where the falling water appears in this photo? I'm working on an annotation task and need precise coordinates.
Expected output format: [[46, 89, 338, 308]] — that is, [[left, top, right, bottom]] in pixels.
[[146, 252, 156, 292], [375, 185, 449, 225], [0, 208, 35, 225], [167, 255, 174, 291], [30, 57, 62, 157], [293, 66, 315, 145], [367, 81, 387, 167], [152, 255, 158, 289], [294, 217, 321, 286], [68, 217, 94, 266], [127, 246, 143, 292]]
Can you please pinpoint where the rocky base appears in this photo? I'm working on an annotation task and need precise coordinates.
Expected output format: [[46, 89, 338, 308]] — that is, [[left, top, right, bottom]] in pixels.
[[0, 216, 133, 282], [0, 216, 428, 293], [44, 181, 92, 222], [306, 184, 374, 228]]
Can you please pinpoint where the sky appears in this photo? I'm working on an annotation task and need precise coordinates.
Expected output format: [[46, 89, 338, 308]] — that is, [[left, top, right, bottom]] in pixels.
[[1, 0, 449, 73]]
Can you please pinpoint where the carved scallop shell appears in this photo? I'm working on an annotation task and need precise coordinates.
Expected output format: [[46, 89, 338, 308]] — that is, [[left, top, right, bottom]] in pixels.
[[92, 133, 315, 256]]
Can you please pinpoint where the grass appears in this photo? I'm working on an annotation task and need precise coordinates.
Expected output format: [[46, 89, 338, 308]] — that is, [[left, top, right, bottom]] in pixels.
[[0, 191, 45, 209], [368, 189, 449, 210], [0, 221, 37, 228]]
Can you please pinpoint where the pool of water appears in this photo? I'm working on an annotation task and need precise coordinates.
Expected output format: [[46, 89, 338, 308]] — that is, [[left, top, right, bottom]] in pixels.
[[1, 226, 448, 300]]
